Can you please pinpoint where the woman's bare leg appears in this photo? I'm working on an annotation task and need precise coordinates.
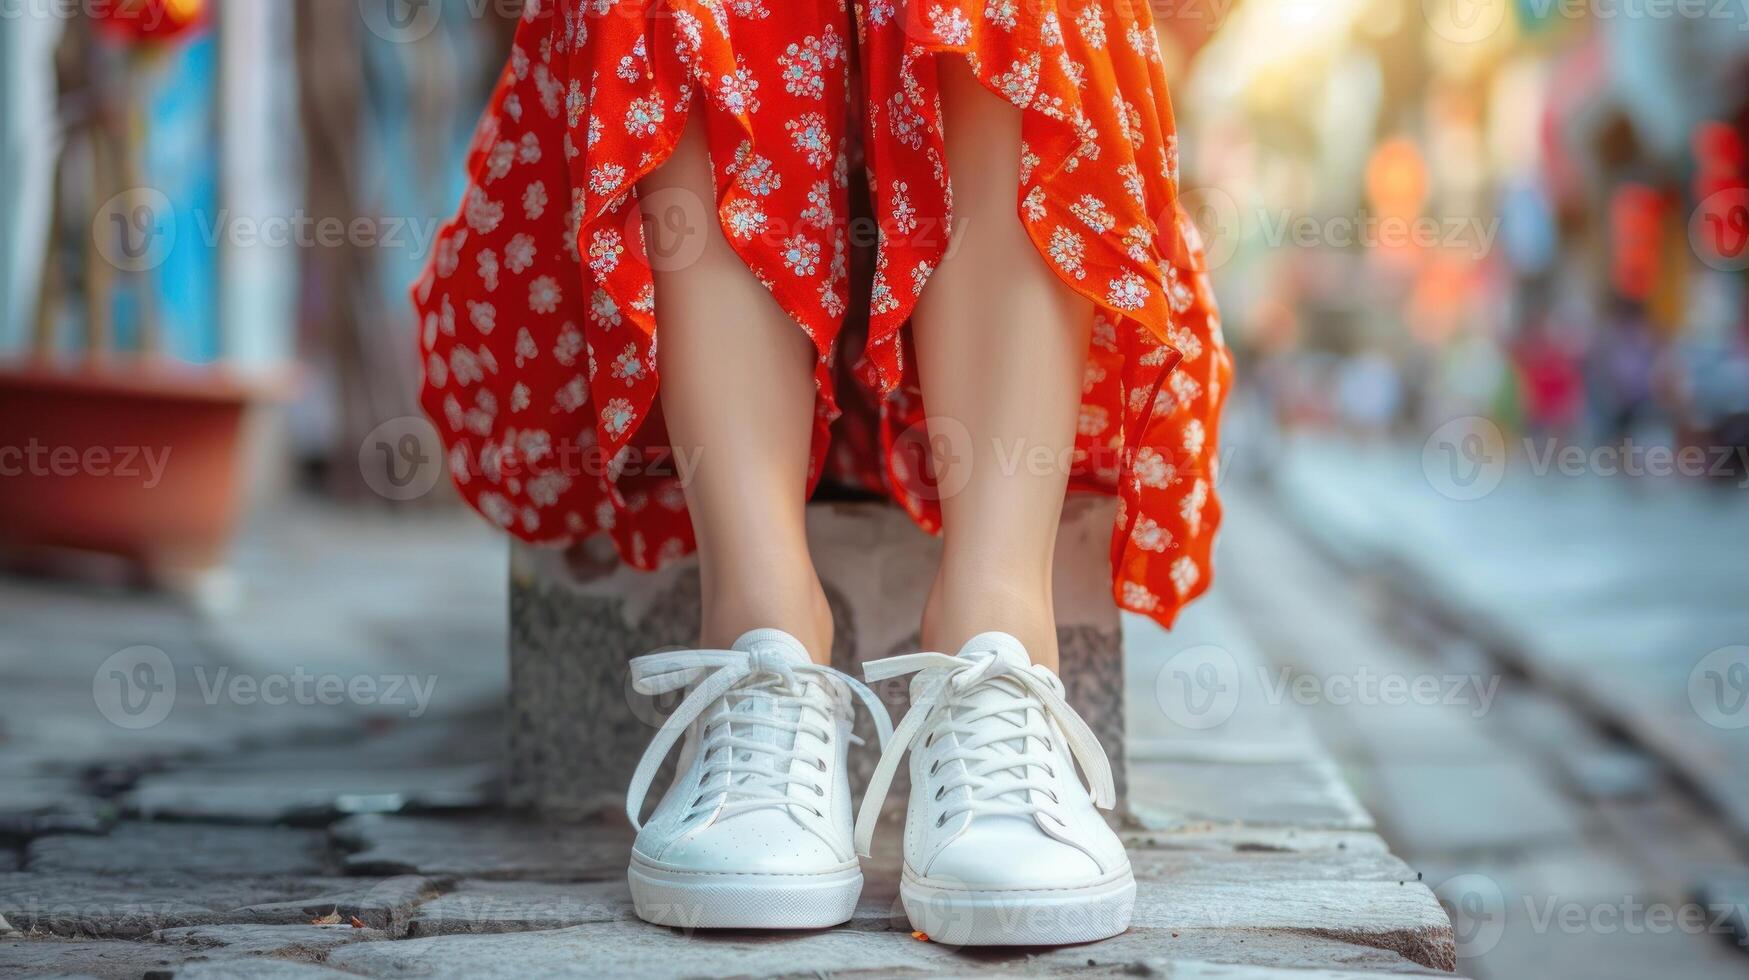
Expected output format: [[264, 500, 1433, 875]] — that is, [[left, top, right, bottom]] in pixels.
[[912, 60, 1093, 672], [641, 110, 832, 662]]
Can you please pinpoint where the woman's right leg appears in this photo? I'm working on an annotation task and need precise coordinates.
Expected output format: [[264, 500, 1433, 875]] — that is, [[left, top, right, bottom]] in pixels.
[[638, 108, 833, 661]]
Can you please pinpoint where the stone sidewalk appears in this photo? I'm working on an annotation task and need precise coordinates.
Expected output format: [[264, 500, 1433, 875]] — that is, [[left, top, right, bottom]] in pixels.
[[1, 502, 1456, 978], [1266, 436, 1749, 975], [1272, 437, 1749, 848]]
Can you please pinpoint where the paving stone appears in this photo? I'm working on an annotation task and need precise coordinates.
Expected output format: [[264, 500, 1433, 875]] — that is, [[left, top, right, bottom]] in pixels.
[[124, 762, 499, 824], [1696, 871, 1749, 951], [1277, 442, 1749, 849], [1124, 598, 1321, 763], [340, 888, 1452, 978], [0, 798, 115, 842], [0, 769, 117, 841], [1, 873, 222, 938], [0, 934, 189, 979], [1131, 879, 1453, 970], [1124, 827, 1394, 857], [1128, 847, 1417, 886], [331, 814, 632, 882], [328, 918, 1448, 978], [1363, 760, 1580, 854], [0, 873, 438, 939], [1157, 965, 1449, 980], [325, 920, 948, 978], [1562, 748, 1661, 803], [1592, 795, 1748, 892], [1467, 901, 1749, 980], [151, 922, 390, 958], [405, 880, 624, 936], [1120, 831, 1455, 972], [1012, 927, 1450, 976], [25, 823, 333, 877], [123, 719, 504, 825], [232, 875, 449, 935], [1129, 760, 1373, 832], [167, 960, 363, 979]]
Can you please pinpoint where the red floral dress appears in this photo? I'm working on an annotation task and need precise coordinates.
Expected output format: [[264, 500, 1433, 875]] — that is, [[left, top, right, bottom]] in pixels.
[[413, 0, 1231, 628]]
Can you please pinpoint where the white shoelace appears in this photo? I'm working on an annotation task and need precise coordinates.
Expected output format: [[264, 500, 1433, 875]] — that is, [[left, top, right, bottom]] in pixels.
[[853, 650, 1115, 858], [625, 648, 893, 830]]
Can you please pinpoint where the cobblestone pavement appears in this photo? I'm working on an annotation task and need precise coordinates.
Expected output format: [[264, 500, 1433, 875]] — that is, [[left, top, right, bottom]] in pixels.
[[0, 500, 1460, 978], [1258, 436, 1749, 979]]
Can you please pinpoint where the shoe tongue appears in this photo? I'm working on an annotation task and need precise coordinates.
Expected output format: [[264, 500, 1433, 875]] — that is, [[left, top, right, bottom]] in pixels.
[[941, 633, 1042, 777], [731, 628, 813, 667], [713, 630, 814, 801], [957, 631, 1030, 669]]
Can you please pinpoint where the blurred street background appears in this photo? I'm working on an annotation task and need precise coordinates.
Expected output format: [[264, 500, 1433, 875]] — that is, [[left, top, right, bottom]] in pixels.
[[3, 1, 1749, 978]]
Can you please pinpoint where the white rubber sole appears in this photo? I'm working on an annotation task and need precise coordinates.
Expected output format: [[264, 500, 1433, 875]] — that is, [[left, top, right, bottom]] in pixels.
[[900, 864, 1136, 946], [628, 852, 863, 930]]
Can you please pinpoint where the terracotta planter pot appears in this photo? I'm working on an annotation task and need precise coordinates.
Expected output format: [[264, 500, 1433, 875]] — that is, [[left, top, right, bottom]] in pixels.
[[0, 359, 280, 580]]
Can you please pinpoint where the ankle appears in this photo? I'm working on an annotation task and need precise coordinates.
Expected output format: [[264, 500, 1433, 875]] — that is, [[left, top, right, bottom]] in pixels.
[[921, 574, 1060, 671], [701, 574, 834, 664]]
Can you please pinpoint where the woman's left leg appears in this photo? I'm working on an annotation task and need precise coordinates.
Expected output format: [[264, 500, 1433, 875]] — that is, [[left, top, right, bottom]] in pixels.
[[850, 58, 1134, 949], [911, 59, 1093, 671]]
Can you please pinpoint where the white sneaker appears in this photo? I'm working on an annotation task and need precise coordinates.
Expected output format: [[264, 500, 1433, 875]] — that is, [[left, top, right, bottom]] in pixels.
[[625, 629, 891, 929], [854, 632, 1135, 945]]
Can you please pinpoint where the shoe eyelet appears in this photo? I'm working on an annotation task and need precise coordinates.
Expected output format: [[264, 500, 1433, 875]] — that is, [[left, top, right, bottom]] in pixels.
[[815, 786, 825, 797], [934, 786, 944, 801], [816, 759, 828, 772], [929, 760, 941, 775], [936, 814, 947, 827]]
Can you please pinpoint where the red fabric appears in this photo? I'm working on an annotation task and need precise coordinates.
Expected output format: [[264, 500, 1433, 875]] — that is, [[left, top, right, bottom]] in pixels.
[[413, 0, 1231, 628]]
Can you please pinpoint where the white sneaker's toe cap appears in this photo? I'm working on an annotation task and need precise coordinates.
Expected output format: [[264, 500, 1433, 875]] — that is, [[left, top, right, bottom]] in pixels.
[[921, 816, 1103, 887], [649, 809, 845, 874]]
